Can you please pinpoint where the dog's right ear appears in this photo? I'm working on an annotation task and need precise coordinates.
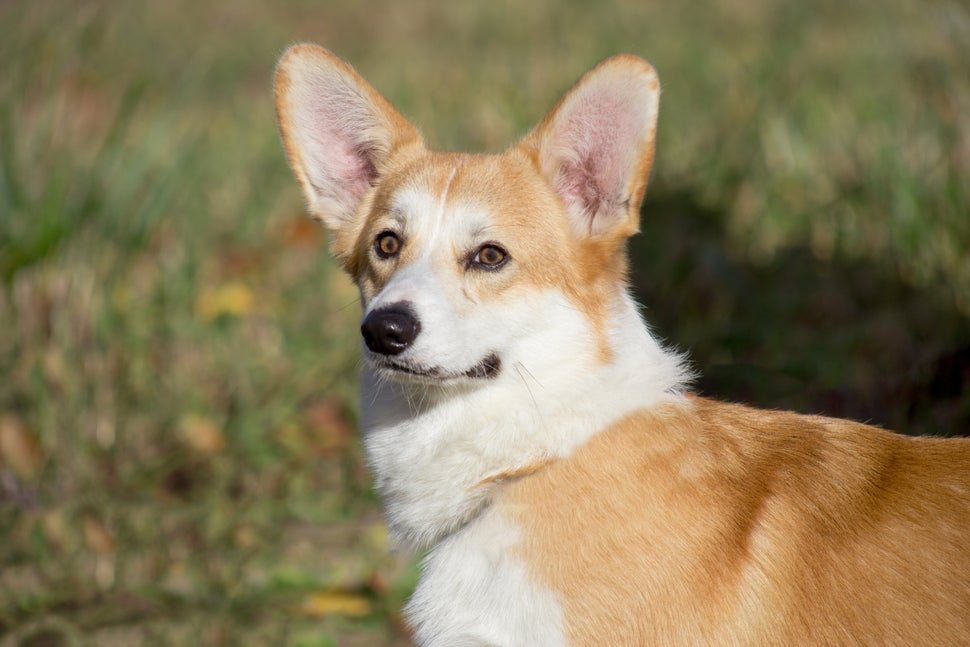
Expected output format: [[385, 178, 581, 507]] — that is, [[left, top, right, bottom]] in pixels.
[[274, 45, 422, 241]]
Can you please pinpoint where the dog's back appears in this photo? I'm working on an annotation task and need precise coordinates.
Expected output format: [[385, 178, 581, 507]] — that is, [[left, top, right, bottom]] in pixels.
[[503, 397, 970, 645]]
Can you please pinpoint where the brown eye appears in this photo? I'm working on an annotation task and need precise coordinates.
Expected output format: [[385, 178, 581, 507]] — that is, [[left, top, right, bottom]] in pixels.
[[375, 231, 401, 258], [473, 244, 508, 269]]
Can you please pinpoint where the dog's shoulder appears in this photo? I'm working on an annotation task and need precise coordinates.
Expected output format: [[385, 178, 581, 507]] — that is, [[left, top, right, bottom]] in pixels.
[[498, 397, 970, 645]]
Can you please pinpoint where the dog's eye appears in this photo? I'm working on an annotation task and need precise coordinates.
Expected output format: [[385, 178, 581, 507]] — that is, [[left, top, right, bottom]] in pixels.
[[375, 231, 401, 258], [472, 244, 508, 269]]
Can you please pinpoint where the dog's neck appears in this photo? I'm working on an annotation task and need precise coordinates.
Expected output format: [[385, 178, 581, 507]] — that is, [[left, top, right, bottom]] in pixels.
[[358, 290, 690, 550]]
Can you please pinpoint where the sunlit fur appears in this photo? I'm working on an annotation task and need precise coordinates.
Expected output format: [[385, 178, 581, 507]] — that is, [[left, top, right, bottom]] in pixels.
[[276, 44, 970, 646]]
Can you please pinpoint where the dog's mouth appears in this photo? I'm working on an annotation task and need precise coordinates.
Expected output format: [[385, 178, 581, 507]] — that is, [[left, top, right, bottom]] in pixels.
[[371, 352, 502, 383]]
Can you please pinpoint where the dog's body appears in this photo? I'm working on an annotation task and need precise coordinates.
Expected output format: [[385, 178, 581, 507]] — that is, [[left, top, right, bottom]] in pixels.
[[275, 45, 970, 646]]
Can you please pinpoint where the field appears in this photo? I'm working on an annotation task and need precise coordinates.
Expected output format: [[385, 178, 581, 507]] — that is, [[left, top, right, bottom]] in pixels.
[[2, 0, 968, 644]]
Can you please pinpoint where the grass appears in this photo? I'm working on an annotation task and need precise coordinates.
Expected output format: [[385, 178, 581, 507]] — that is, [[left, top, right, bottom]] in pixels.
[[1, 0, 968, 644]]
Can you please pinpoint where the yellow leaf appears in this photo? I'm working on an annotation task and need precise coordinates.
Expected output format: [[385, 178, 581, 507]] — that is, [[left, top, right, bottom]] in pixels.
[[365, 522, 390, 552], [298, 592, 372, 618], [195, 281, 255, 321]]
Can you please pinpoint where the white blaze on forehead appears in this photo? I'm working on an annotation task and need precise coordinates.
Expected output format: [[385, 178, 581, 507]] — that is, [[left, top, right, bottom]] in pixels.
[[427, 164, 460, 254], [389, 163, 462, 257]]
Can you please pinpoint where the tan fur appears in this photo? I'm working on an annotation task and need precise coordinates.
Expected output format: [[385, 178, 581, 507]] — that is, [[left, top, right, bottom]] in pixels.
[[502, 397, 970, 645], [275, 46, 648, 364], [347, 147, 629, 362], [275, 46, 970, 645]]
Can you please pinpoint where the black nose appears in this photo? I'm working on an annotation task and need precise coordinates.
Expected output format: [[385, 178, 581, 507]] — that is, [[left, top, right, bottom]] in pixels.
[[360, 304, 421, 356]]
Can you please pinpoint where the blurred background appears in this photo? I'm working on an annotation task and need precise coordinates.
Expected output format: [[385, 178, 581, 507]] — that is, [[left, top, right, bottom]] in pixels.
[[1, 0, 968, 644]]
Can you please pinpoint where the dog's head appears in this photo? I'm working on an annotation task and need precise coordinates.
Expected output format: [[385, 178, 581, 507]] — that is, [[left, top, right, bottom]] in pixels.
[[275, 46, 660, 389]]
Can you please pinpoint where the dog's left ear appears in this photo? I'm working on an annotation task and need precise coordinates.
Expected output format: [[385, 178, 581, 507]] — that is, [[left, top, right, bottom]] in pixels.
[[521, 55, 660, 241]]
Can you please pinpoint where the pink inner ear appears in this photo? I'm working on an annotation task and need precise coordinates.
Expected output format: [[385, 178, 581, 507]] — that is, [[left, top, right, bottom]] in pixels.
[[314, 129, 376, 201], [298, 86, 381, 209], [550, 91, 644, 231]]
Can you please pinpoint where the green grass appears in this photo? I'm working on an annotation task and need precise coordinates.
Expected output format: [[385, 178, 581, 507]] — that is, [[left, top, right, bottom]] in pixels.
[[1, 0, 968, 643]]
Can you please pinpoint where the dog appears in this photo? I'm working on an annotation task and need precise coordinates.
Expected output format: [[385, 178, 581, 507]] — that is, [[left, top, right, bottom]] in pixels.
[[274, 45, 970, 646]]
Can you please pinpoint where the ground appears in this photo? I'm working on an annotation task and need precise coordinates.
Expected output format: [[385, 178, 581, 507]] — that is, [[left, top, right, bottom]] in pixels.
[[1, 0, 968, 644]]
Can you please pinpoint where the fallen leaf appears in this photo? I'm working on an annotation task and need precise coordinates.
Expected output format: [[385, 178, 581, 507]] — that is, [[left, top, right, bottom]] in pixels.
[[178, 414, 226, 455], [42, 508, 69, 551], [233, 524, 258, 550], [218, 249, 264, 276], [0, 415, 44, 479], [83, 514, 115, 554], [195, 282, 255, 321], [277, 216, 323, 248], [302, 399, 353, 455], [297, 591, 372, 618]]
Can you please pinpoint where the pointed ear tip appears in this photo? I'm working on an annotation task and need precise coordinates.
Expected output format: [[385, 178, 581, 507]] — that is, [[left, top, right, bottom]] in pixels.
[[278, 43, 331, 64], [275, 45, 309, 89], [274, 44, 360, 111], [595, 54, 660, 91], [275, 43, 347, 84], [600, 53, 656, 72]]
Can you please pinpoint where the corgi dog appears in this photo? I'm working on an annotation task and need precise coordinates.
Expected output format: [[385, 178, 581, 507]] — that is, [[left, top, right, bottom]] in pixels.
[[274, 45, 970, 646]]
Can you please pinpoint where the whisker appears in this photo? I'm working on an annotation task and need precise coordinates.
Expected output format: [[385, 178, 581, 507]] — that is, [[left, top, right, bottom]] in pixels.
[[337, 297, 360, 312], [514, 361, 541, 416], [516, 361, 543, 391]]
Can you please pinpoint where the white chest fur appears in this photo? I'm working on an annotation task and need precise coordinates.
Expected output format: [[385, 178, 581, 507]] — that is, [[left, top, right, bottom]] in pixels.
[[358, 293, 688, 644], [405, 506, 568, 647], [358, 291, 688, 549]]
